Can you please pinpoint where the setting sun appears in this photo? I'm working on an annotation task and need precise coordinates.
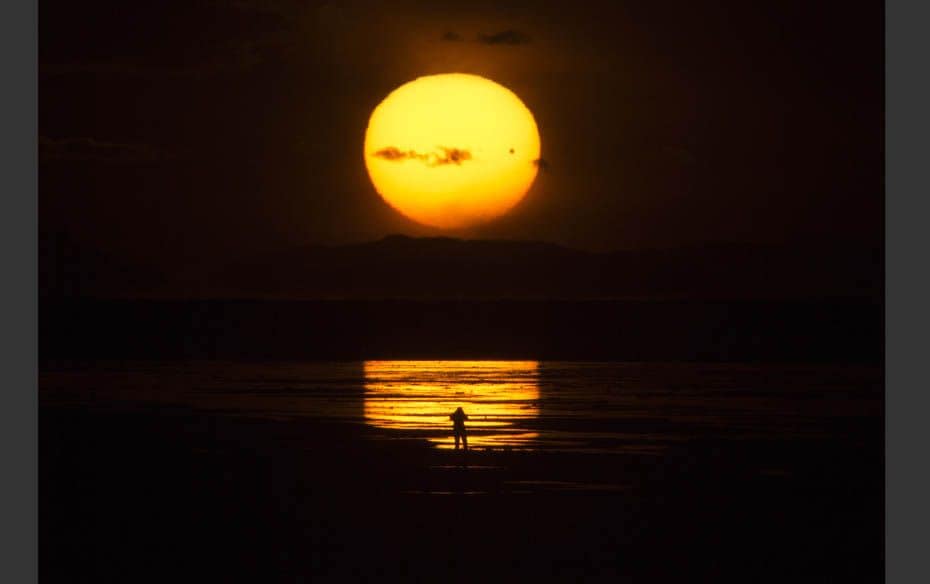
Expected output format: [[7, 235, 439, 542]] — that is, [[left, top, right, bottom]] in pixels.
[[364, 73, 541, 229]]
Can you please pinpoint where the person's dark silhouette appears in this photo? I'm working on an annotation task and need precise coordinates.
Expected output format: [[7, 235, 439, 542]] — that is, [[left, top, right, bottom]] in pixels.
[[449, 406, 469, 451]]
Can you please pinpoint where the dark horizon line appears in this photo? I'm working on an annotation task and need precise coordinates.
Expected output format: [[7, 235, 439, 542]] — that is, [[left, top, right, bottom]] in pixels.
[[39, 228, 885, 267], [247, 231, 886, 256], [40, 294, 882, 304]]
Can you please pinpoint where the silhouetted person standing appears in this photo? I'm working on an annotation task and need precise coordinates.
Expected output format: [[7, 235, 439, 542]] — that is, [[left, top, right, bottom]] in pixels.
[[450, 406, 469, 451]]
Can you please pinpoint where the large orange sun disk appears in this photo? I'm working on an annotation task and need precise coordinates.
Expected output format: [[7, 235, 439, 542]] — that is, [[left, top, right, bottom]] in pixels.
[[364, 73, 541, 229]]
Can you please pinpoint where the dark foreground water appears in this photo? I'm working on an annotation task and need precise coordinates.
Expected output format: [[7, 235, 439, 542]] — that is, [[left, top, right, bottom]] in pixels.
[[40, 361, 883, 582]]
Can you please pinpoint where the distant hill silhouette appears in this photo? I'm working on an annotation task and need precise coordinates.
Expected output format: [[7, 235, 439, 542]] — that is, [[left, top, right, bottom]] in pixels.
[[195, 235, 881, 300], [39, 233, 881, 300]]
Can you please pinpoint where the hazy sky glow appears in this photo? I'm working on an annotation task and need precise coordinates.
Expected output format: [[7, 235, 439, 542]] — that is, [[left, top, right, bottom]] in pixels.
[[40, 0, 882, 272]]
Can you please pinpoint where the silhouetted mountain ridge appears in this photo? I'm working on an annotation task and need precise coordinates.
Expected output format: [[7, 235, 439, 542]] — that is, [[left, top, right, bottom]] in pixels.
[[198, 235, 881, 300]]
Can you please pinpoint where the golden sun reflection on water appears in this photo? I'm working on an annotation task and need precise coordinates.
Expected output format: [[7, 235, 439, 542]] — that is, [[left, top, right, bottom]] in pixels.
[[363, 361, 540, 449]]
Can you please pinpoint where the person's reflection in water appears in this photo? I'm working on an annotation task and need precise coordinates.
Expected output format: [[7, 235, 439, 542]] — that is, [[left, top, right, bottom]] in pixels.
[[450, 406, 469, 451]]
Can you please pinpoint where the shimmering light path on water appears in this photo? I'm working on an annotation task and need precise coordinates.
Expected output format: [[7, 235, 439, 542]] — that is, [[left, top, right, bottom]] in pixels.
[[40, 361, 882, 455], [364, 361, 540, 449]]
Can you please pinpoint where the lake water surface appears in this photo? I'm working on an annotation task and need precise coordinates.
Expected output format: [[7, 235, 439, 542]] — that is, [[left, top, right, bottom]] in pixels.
[[40, 360, 882, 455]]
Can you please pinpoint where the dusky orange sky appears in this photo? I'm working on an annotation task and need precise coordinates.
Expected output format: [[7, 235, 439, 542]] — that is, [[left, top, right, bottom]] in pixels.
[[40, 0, 882, 274]]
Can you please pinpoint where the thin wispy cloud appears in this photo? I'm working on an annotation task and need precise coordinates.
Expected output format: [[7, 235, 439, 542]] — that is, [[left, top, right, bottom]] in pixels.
[[439, 29, 532, 46], [440, 31, 464, 42]]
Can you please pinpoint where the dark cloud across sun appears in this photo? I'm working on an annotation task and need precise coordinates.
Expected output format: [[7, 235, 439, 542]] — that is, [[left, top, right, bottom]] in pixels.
[[532, 157, 551, 171], [372, 146, 473, 167]]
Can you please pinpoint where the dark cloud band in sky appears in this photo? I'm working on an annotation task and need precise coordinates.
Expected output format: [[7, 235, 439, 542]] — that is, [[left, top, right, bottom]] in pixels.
[[39, 136, 174, 163], [440, 28, 531, 45], [476, 29, 531, 45]]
